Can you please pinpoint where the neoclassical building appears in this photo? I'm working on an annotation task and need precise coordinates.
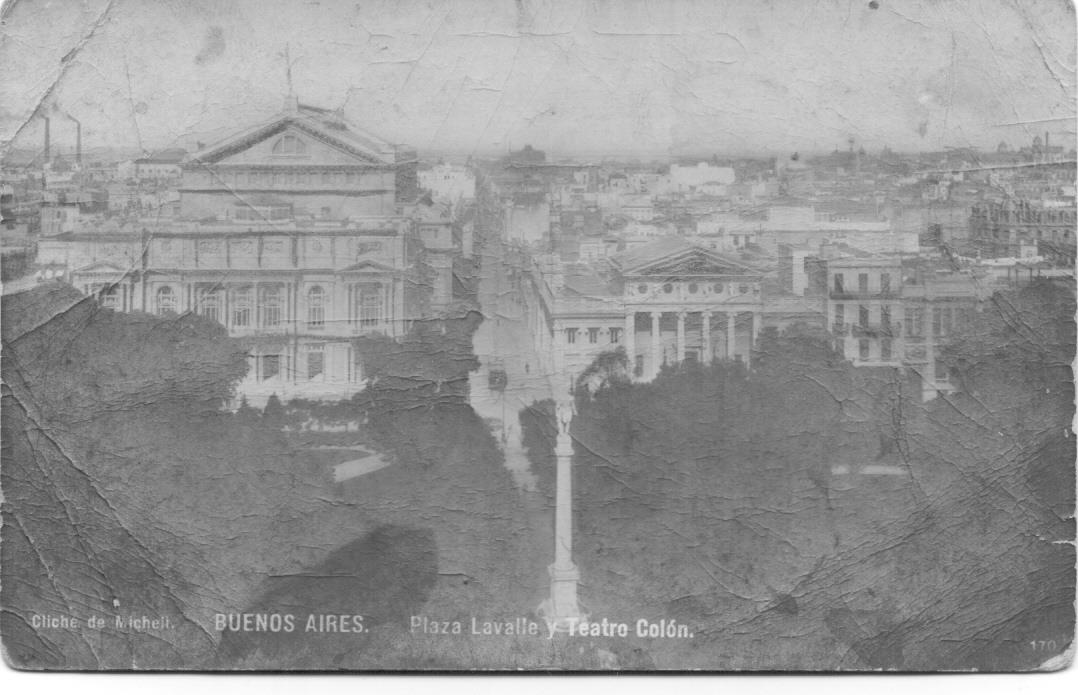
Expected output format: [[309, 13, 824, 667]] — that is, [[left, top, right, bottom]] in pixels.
[[542, 237, 770, 386], [47, 99, 448, 404]]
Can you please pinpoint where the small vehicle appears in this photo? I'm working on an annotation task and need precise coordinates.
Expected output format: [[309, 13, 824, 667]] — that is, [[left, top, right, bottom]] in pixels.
[[487, 359, 508, 391]]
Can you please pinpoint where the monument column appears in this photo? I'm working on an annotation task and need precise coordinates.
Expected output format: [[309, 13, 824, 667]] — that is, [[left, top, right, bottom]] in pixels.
[[702, 311, 711, 363], [539, 400, 585, 631], [650, 311, 661, 379]]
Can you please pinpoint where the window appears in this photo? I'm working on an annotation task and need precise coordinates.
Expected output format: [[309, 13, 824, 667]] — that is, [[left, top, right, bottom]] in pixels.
[[565, 328, 578, 344], [859, 339, 870, 360], [260, 286, 281, 327], [272, 135, 308, 156], [881, 305, 891, 331], [663, 283, 673, 294], [881, 338, 893, 361], [834, 303, 845, 326], [932, 307, 942, 336], [880, 273, 892, 294], [688, 283, 698, 294], [155, 286, 175, 315], [588, 327, 600, 344], [609, 327, 622, 344], [348, 347, 361, 383], [636, 284, 648, 294], [353, 283, 382, 328], [231, 287, 252, 327], [261, 354, 281, 380], [738, 284, 749, 294], [859, 305, 869, 328], [197, 287, 221, 324], [307, 286, 325, 329], [833, 273, 845, 293], [307, 345, 325, 380], [905, 307, 924, 337], [858, 273, 869, 293], [712, 283, 724, 293]]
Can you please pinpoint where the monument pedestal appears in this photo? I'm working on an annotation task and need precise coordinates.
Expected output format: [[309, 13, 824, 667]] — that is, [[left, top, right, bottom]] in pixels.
[[538, 562, 584, 632]]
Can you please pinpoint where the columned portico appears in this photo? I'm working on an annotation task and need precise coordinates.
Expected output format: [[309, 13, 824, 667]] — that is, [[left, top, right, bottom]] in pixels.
[[625, 307, 762, 379], [614, 237, 766, 379]]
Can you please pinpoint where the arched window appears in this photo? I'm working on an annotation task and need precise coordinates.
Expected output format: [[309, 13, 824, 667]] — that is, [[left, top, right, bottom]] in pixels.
[[260, 286, 282, 327], [351, 283, 382, 329], [272, 135, 307, 156], [231, 286, 252, 328], [307, 286, 325, 329], [197, 287, 221, 324], [155, 286, 175, 315]]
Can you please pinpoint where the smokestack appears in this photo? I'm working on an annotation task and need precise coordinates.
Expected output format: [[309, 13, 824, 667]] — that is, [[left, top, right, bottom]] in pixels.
[[44, 116, 50, 165], [72, 117, 82, 166]]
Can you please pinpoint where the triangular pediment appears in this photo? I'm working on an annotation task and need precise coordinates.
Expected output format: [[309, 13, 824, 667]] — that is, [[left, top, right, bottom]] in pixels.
[[633, 251, 758, 277], [72, 261, 128, 275], [189, 106, 396, 167], [615, 238, 760, 278], [338, 259, 398, 274]]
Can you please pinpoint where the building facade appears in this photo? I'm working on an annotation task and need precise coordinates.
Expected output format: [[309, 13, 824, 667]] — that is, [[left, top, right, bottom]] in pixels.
[[49, 99, 438, 405]]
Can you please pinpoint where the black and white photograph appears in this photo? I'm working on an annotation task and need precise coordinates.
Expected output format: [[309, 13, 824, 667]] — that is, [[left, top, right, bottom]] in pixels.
[[0, 0, 1075, 673]]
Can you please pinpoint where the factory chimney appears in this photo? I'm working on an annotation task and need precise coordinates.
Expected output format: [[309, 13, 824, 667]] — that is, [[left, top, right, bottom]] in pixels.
[[72, 116, 82, 167]]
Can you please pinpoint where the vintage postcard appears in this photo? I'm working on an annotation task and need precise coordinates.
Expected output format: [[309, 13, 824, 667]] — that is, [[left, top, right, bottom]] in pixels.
[[0, 0, 1074, 672]]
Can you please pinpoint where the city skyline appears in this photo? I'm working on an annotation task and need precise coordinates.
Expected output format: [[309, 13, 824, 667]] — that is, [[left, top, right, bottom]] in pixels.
[[1, 0, 1075, 159]]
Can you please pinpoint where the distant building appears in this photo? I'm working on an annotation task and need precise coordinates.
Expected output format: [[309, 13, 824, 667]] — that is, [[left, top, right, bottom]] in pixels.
[[119, 148, 187, 181], [969, 199, 1076, 265], [668, 162, 735, 194], [418, 163, 476, 205], [505, 193, 550, 246]]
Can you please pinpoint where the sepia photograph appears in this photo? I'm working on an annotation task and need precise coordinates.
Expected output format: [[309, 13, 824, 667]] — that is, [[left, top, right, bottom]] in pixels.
[[0, 0, 1075, 672]]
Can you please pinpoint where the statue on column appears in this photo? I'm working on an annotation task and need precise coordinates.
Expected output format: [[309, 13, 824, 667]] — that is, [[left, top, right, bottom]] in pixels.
[[555, 400, 575, 436]]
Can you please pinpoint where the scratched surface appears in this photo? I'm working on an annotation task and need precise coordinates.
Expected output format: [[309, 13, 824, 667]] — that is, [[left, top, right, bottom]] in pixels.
[[0, 0, 1075, 672]]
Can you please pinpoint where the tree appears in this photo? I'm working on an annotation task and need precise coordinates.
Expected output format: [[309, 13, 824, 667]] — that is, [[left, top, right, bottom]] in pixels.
[[1, 285, 332, 667]]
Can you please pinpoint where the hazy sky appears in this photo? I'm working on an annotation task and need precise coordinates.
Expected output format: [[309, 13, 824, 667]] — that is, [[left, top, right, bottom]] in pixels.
[[1, 0, 1075, 158]]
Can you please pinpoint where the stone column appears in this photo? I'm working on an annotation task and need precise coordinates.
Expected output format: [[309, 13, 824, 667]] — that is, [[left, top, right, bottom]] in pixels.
[[726, 311, 736, 360], [539, 400, 584, 631], [676, 312, 686, 363], [702, 311, 712, 364], [750, 312, 758, 370], [650, 311, 662, 379], [624, 312, 635, 376]]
